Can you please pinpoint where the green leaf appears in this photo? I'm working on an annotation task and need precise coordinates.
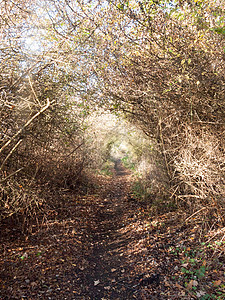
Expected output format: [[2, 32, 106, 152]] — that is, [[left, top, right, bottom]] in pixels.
[[117, 3, 124, 10], [181, 267, 188, 273], [195, 266, 206, 279], [212, 26, 225, 35]]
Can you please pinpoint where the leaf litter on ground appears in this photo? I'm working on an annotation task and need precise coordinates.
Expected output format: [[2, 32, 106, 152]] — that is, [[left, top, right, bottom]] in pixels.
[[0, 162, 224, 299]]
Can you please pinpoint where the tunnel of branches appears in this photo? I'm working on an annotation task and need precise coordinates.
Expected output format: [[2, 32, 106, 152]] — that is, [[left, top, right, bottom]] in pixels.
[[0, 0, 225, 230]]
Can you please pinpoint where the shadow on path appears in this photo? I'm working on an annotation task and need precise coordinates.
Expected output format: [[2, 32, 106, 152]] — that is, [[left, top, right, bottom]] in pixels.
[[0, 162, 164, 300], [78, 161, 141, 299]]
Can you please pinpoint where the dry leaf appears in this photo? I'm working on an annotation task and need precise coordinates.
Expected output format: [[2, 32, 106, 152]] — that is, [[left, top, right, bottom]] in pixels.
[[164, 280, 170, 287], [175, 282, 183, 289], [186, 279, 198, 290], [31, 282, 37, 287], [196, 291, 206, 297], [94, 280, 100, 286], [181, 263, 189, 267], [193, 280, 198, 287], [187, 280, 194, 290], [213, 280, 222, 287]]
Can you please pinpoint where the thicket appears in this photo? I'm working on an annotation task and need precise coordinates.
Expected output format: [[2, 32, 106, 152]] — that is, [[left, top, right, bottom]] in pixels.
[[74, 0, 224, 225], [0, 1, 89, 230]]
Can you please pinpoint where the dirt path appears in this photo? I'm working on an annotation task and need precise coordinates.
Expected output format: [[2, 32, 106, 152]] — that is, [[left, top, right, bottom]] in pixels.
[[77, 162, 139, 299], [1, 162, 223, 299], [1, 162, 161, 300]]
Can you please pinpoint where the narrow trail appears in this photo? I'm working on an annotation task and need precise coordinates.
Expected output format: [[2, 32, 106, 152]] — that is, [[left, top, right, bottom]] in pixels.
[[1, 161, 163, 300], [78, 161, 142, 299], [1, 161, 208, 300]]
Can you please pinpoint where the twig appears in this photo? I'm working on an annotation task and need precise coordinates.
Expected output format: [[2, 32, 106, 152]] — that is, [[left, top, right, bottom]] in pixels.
[[116, 281, 142, 292], [10, 60, 41, 89], [158, 117, 171, 181], [28, 76, 41, 107], [169, 185, 179, 199], [28, 164, 39, 186], [62, 142, 84, 158], [0, 139, 23, 171], [206, 227, 225, 244], [185, 207, 207, 222], [0, 167, 24, 183], [178, 195, 201, 199], [0, 98, 52, 155]]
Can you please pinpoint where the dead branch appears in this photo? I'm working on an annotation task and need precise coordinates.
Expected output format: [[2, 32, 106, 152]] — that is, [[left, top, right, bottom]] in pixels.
[[0, 98, 52, 155]]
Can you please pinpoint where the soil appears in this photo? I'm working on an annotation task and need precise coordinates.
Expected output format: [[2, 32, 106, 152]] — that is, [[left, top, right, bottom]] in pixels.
[[0, 161, 224, 299]]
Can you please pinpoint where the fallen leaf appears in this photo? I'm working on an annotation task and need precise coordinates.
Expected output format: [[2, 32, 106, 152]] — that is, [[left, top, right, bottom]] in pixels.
[[94, 280, 100, 286], [175, 282, 183, 289], [202, 260, 207, 266], [111, 268, 116, 272], [213, 280, 222, 287], [31, 282, 37, 287], [164, 280, 170, 287], [181, 263, 189, 267], [193, 280, 198, 287], [187, 280, 193, 290], [196, 291, 206, 297]]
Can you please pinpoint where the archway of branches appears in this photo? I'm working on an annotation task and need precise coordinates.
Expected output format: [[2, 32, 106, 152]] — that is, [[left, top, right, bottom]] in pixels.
[[0, 0, 224, 226]]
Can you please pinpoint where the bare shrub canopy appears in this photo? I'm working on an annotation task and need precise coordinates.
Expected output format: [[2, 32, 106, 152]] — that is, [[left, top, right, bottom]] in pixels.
[[0, 0, 88, 223]]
